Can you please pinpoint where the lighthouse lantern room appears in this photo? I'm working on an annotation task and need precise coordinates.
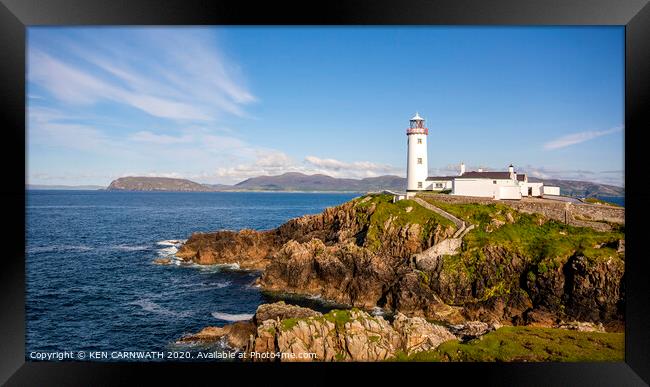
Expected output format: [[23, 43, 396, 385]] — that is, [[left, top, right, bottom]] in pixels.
[[406, 112, 429, 193]]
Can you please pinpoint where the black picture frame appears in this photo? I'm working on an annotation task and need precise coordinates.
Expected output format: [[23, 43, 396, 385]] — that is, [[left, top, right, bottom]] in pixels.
[[1, 0, 648, 385]]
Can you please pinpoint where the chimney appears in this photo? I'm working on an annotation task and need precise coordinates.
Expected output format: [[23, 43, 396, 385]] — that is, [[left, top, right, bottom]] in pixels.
[[460, 162, 466, 176]]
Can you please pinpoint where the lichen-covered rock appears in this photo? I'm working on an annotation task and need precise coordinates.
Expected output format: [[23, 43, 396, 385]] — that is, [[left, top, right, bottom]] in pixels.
[[245, 308, 458, 362], [561, 255, 624, 322], [178, 321, 255, 349], [253, 301, 321, 324], [384, 271, 465, 324], [392, 312, 456, 353], [556, 321, 605, 332], [448, 321, 495, 341]]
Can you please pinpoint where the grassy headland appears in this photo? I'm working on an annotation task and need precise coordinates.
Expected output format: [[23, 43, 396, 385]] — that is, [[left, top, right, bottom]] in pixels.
[[392, 326, 624, 362]]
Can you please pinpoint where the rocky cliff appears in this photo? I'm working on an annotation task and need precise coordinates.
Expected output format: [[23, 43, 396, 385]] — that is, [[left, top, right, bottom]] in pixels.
[[176, 193, 625, 329], [179, 301, 620, 362]]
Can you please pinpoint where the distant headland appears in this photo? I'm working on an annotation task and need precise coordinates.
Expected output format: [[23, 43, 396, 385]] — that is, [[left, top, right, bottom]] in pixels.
[[109, 173, 623, 198], [28, 173, 624, 198]]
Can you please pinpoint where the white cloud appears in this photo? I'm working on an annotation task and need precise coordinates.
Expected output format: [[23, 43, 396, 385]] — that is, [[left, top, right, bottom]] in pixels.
[[543, 126, 623, 150], [29, 51, 215, 121], [28, 50, 113, 105], [28, 28, 256, 121], [256, 152, 294, 168], [304, 156, 401, 178], [121, 94, 212, 121], [202, 154, 403, 184], [519, 165, 624, 187], [128, 131, 194, 145]]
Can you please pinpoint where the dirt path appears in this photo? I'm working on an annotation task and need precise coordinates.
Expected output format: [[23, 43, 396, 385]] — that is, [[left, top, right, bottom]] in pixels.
[[411, 196, 475, 271], [413, 197, 466, 237]]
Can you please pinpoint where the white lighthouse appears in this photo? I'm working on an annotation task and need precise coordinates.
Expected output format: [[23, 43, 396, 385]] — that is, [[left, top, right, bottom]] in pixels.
[[406, 112, 429, 193]]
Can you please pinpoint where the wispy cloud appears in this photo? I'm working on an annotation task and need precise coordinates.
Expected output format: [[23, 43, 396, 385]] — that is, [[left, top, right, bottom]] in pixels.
[[27, 106, 264, 184], [28, 28, 255, 121], [27, 28, 264, 186], [518, 164, 624, 187], [202, 154, 403, 184], [543, 126, 623, 150], [128, 131, 194, 145], [303, 156, 400, 177]]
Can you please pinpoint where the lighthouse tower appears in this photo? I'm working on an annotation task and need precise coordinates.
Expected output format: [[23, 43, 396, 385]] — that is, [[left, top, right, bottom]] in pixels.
[[406, 112, 429, 192]]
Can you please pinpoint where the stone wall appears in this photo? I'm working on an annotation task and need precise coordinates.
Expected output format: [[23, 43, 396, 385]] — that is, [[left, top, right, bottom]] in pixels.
[[417, 193, 624, 231]]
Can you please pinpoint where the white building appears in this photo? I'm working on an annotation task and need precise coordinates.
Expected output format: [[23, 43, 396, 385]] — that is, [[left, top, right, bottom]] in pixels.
[[406, 113, 429, 192], [405, 113, 560, 200]]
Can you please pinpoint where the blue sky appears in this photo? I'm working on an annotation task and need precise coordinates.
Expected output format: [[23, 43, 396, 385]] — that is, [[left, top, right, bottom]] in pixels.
[[27, 26, 624, 186]]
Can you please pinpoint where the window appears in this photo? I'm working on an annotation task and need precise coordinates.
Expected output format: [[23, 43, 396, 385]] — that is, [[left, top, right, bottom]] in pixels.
[[493, 180, 497, 184], [417, 158, 422, 164], [417, 182, 423, 188], [417, 138, 422, 144], [435, 183, 443, 188]]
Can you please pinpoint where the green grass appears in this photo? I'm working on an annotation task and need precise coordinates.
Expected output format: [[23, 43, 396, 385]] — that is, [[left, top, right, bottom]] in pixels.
[[419, 198, 516, 228], [417, 197, 624, 305], [322, 309, 354, 329], [390, 326, 624, 362], [354, 194, 455, 252], [421, 197, 623, 265], [281, 309, 355, 332], [280, 318, 300, 332]]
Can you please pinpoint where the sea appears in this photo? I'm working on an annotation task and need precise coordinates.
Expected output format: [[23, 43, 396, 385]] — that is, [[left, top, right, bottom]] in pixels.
[[26, 190, 359, 361], [595, 196, 625, 207]]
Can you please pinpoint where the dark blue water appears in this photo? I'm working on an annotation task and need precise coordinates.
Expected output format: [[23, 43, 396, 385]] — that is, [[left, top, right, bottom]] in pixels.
[[595, 196, 624, 207], [26, 190, 358, 360]]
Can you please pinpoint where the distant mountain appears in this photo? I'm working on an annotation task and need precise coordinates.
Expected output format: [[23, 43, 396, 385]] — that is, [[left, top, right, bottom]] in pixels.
[[104, 173, 624, 197], [106, 177, 213, 192], [232, 172, 405, 192], [27, 184, 105, 190], [527, 177, 624, 198]]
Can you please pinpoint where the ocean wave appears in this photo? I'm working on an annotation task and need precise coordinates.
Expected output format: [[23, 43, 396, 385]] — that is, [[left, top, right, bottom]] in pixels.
[[211, 312, 253, 322], [113, 244, 151, 251], [156, 240, 185, 246], [192, 263, 241, 272], [155, 239, 187, 260], [29, 243, 153, 254], [175, 281, 231, 289], [157, 246, 179, 257], [171, 281, 231, 293], [213, 263, 240, 270], [129, 298, 192, 317]]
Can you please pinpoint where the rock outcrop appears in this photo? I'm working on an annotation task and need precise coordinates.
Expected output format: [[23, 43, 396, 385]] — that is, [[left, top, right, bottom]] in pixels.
[[253, 301, 321, 324], [188, 302, 463, 362], [176, 194, 625, 329], [178, 321, 256, 349], [259, 239, 398, 309], [176, 229, 277, 270]]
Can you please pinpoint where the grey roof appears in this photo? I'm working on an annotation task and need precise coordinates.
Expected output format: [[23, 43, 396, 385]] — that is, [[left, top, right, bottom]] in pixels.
[[457, 171, 512, 179], [426, 176, 455, 181]]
